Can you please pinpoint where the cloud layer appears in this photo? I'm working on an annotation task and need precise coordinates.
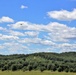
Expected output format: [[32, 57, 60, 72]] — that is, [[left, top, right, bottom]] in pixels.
[[0, 19, 75, 54], [0, 8, 76, 55], [10, 21, 76, 42]]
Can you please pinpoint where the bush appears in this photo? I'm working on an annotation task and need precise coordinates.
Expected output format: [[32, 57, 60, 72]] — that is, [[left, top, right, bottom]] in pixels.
[[1, 65, 8, 71], [22, 67, 28, 72], [40, 66, 45, 72], [70, 68, 74, 72], [65, 68, 69, 72], [11, 64, 17, 71], [58, 67, 63, 72], [28, 65, 33, 71]]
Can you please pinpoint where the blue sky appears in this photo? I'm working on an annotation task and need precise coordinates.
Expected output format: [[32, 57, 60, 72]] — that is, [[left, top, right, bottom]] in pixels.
[[0, 0, 76, 55]]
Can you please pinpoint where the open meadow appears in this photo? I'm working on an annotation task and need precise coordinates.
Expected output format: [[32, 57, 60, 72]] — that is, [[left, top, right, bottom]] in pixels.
[[0, 71, 76, 75]]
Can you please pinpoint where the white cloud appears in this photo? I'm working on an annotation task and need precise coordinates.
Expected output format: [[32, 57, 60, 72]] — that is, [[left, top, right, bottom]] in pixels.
[[0, 34, 19, 40], [10, 21, 45, 31], [0, 16, 14, 23], [47, 23, 76, 42], [0, 42, 28, 54], [24, 31, 39, 37], [21, 5, 28, 9], [19, 38, 41, 44], [10, 21, 76, 42], [3, 42, 27, 50], [9, 30, 39, 37], [19, 38, 55, 46], [9, 30, 24, 36], [0, 20, 76, 54], [0, 27, 7, 31], [47, 9, 76, 21], [40, 40, 55, 46], [0, 45, 4, 49], [57, 43, 76, 52]]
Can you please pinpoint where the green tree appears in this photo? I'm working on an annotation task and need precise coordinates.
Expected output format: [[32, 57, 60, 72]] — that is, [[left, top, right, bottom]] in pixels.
[[28, 65, 32, 71], [11, 64, 17, 71], [40, 66, 45, 72]]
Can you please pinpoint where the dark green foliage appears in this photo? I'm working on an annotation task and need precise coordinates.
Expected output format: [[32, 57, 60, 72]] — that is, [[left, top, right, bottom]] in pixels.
[[22, 66, 28, 72], [58, 67, 63, 72], [65, 68, 69, 72], [28, 65, 32, 71], [47, 64, 52, 70], [11, 64, 18, 71], [0, 52, 76, 72], [40, 66, 45, 72]]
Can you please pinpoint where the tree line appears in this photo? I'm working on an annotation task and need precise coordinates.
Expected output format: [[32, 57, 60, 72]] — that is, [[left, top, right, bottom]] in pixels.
[[0, 52, 76, 72]]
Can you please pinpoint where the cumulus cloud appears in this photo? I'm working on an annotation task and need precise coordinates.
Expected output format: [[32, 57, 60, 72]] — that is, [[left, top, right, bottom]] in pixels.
[[19, 38, 42, 44], [24, 31, 39, 37], [9, 30, 24, 36], [0, 16, 14, 23], [10, 21, 76, 42], [21, 5, 28, 9], [19, 38, 56, 46], [0, 42, 28, 54], [0, 20, 76, 54], [0, 27, 7, 31], [0, 34, 19, 40], [47, 23, 76, 42], [58, 43, 76, 52], [0, 45, 4, 49], [10, 21, 45, 31], [47, 9, 76, 21]]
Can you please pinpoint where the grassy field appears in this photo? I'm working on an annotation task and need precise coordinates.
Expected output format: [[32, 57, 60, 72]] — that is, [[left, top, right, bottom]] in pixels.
[[0, 71, 76, 75]]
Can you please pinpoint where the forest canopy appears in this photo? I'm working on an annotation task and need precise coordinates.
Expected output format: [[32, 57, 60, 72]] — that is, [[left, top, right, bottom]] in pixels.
[[0, 52, 76, 72]]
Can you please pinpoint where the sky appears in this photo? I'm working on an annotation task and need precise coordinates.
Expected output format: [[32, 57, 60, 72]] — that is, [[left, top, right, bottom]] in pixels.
[[0, 0, 76, 55]]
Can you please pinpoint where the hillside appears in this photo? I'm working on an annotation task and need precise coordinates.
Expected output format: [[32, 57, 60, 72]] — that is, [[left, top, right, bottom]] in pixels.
[[0, 52, 76, 72]]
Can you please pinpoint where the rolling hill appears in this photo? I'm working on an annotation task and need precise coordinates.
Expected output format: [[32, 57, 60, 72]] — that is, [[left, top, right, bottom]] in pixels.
[[0, 52, 76, 72]]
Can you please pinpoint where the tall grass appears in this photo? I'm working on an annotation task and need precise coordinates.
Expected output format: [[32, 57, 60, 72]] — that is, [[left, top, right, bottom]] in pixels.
[[0, 71, 76, 75]]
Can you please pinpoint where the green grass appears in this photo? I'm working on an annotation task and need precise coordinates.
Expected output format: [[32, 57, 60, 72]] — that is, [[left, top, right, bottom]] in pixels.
[[0, 71, 76, 75]]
